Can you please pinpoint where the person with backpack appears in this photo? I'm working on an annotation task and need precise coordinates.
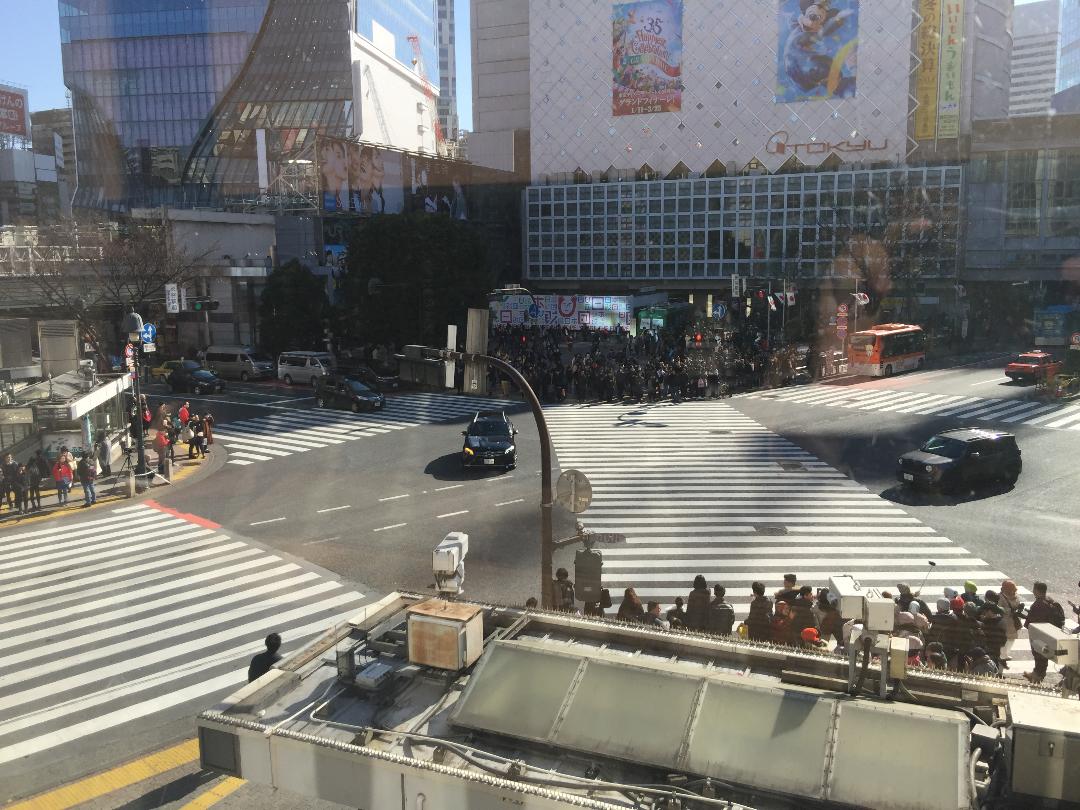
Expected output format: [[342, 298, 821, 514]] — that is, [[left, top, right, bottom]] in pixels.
[[76, 452, 97, 507], [553, 567, 575, 612], [685, 574, 711, 631], [1024, 581, 1066, 684], [706, 584, 735, 636]]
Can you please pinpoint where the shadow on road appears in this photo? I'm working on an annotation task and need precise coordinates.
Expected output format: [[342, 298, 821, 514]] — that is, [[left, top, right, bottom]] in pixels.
[[881, 481, 1016, 507], [423, 452, 512, 482]]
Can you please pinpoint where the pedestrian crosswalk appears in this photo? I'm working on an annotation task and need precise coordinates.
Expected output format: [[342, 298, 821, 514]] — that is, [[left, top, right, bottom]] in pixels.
[[216, 392, 522, 466], [544, 401, 1052, 673], [742, 384, 1080, 430], [0, 503, 369, 765]]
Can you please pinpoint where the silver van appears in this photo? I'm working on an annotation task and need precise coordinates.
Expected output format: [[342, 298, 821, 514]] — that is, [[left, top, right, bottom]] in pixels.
[[277, 351, 335, 386], [204, 346, 275, 381]]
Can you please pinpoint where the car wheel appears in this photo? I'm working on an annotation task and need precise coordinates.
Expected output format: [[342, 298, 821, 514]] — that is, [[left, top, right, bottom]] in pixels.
[[884, 365, 894, 377], [240, 371, 249, 382], [351, 401, 360, 413], [316, 397, 326, 408], [283, 374, 293, 385]]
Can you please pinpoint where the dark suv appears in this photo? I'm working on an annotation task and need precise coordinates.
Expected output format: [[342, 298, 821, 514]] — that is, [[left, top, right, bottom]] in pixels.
[[897, 429, 1021, 493], [315, 374, 386, 412], [461, 411, 517, 470]]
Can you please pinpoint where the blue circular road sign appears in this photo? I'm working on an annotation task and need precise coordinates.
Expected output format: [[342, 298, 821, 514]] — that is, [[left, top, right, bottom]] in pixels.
[[140, 323, 157, 343]]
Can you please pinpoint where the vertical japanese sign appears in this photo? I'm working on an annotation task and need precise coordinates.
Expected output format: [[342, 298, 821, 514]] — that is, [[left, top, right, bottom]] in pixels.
[[612, 0, 683, 116], [937, 0, 964, 139], [775, 0, 859, 103], [914, 0, 942, 140]]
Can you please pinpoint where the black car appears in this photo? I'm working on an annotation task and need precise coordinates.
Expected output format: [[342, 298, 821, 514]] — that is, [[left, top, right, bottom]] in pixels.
[[897, 429, 1021, 492], [461, 411, 517, 470], [315, 374, 386, 412], [167, 361, 227, 395], [336, 362, 400, 393]]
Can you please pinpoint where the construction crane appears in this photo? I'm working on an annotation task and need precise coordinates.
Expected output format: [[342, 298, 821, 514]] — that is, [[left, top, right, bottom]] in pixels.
[[406, 33, 446, 157], [361, 63, 391, 144]]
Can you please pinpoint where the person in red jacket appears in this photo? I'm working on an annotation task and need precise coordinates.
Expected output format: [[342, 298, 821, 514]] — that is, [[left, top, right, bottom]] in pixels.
[[51, 448, 74, 506]]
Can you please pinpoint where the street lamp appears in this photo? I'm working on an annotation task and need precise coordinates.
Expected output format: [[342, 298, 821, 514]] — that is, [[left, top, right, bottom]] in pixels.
[[122, 309, 149, 477]]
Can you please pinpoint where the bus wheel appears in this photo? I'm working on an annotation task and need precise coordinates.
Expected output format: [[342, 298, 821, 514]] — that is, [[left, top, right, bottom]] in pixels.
[[884, 365, 893, 377]]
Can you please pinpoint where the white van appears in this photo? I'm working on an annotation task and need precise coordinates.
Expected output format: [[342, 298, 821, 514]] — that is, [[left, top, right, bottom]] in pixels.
[[277, 351, 335, 386], [205, 346, 275, 381]]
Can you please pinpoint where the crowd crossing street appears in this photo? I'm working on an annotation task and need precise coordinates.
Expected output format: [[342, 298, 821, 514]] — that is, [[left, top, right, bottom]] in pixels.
[[215, 392, 521, 466], [744, 385, 1080, 430], [0, 502, 369, 769], [544, 400, 1055, 675]]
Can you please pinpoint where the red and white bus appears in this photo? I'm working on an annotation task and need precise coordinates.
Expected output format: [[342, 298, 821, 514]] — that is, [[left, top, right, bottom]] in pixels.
[[847, 324, 926, 377]]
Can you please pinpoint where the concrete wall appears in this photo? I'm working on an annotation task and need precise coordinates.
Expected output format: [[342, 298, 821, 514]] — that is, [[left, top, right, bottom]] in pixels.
[[352, 33, 440, 155], [469, 0, 529, 172]]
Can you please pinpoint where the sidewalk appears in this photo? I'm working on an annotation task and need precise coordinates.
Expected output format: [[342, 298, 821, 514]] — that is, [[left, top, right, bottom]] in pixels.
[[0, 447, 220, 528]]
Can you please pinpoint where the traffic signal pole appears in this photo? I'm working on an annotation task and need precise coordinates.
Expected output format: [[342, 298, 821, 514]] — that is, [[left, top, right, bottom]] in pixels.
[[424, 347, 555, 608]]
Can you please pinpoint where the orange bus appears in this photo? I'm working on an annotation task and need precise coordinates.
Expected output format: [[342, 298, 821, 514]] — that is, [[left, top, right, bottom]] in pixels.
[[847, 324, 926, 377]]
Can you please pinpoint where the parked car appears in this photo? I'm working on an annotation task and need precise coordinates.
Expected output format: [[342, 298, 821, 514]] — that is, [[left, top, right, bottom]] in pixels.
[[314, 374, 385, 412], [1005, 351, 1061, 383], [167, 361, 227, 395], [897, 428, 1021, 493], [204, 345, 275, 381], [277, 351, 335, 386], [461, 410, 517, 470], [151, 359, 185, 383]]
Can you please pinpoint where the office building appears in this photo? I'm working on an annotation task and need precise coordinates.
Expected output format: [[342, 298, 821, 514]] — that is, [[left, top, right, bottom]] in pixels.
[[1010, 0, 1061, 117], [437, 0, 460, 140], [468, 0, 529, 175], [1058, 0, 1080, 92]]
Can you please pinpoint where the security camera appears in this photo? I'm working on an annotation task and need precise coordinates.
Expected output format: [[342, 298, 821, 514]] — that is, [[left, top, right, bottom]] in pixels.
[[433, 532, 468, 596], [1027, 623, 1078, 667]]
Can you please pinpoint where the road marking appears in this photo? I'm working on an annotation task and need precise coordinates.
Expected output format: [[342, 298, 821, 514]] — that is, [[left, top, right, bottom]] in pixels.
[[487, 475, 514, 482], [316, 505, 351, 514], [304, 536, 340, 546], [971, 376, 1009, 386], [249, 517, 286, 526], [4, 738, 199, 810], [373, 523, 407, 532], [437, 510, 469, 519], [378, 494, 410, 502], [496, 498, 525, 507], [179, 777, 246, 810], [434, 484, 464, 491]]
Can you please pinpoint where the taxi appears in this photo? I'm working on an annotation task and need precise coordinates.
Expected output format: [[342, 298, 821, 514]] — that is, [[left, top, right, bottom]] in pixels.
[[1004, 351, 1061, 383]]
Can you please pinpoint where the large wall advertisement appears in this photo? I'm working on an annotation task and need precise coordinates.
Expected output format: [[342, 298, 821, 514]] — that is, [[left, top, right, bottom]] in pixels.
[[776, 0, 859, 103], [490, 294, 632, 329], [913, 0, 942, 141], [0, 84, 30, 139], [611, 0, 684, 116], [317, 136, 468, 219], [936, 0, 964, 139]]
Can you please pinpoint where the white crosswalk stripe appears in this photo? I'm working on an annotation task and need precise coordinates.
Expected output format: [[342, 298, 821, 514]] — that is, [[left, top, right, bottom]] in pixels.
[[545, 401, 1056, 674], [215, 393, 521, 466], [0, 504, 369, 765], [745, 385, 1080, 431]]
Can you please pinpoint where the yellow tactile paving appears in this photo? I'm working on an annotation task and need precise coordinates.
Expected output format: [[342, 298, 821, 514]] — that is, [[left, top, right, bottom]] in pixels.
[[177, 776, 246, 810], [5, 739, 200, 810]]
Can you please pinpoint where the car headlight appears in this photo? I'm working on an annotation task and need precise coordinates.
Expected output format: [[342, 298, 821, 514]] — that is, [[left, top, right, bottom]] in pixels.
[[924, 464, 932, 472], [505, 445, 515, 454], [463, 447, 474, 456]]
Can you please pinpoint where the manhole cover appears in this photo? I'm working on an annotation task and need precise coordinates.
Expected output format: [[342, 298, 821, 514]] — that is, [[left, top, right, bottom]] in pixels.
[[754, 525, 789, 536], [778, 461, 806, 472]]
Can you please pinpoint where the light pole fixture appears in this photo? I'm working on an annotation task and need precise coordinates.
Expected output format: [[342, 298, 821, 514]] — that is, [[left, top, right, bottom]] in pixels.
[[122, 309, 149, 477]]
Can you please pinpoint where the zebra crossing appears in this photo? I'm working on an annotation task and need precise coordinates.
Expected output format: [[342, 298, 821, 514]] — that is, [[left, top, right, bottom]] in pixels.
[[544, 400, 1051, 672], [742, 384, 1080, 431], [0, 503, 369, 765], [217, 392, 521, 466]]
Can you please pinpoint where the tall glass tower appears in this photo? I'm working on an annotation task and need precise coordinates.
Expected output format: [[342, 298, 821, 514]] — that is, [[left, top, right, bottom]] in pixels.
[[60, 0, 354, 211], [356, 0, 437, 82], [1058, 0, 1080, 92]]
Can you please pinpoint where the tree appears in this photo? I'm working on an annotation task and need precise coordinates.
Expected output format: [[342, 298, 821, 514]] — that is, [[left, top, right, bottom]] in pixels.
[[337, 213, 493, 347], [258, 260, 331, 358], [25, 222, 208, 362]]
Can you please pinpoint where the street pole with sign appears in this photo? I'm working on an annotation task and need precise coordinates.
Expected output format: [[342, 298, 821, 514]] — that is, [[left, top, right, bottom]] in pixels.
[[122, 311, 149, 477]]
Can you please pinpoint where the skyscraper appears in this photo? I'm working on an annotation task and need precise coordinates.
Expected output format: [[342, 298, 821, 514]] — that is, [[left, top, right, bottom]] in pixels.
[[1010, 0, 1061, 117], [1059, 0, 1080, 92], [436, 0, 459, 140], [356, 0, 438, 83]]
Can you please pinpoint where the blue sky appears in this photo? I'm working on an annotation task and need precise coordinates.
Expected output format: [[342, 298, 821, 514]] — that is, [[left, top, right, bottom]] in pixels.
[[0, 0, 474, 129]]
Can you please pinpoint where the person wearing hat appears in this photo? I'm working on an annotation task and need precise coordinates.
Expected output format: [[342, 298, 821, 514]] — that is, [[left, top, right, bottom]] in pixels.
[[799, 626, 827, 650], [966, 646, 999, 678], [895, 583, 931, 620], [978, 602, 1007, 670], [961, 580, 984, 608], [998, 579, 1024, 662]]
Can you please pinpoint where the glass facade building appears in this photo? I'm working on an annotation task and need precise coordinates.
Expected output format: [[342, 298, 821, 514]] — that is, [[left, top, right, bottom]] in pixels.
[[60, 0, 355, 211], [525, 167, 963, 284], [1059, 0, 1080, 92], [356, 0, 437, 82]]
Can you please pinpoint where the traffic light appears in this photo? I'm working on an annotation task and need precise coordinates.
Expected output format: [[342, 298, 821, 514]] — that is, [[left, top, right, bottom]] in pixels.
[[575, 547, 604, 603], [189, 298, 220, 312]]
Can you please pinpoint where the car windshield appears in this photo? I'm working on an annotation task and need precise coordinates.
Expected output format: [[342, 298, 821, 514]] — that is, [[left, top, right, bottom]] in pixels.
[[468, 421, 510, 437], [1013, 355, 1039, 364], [849, 335, 876, 349], [346, 380, 372, 393], [181, 360, 201, 370], [920, 436, 969, 459], [249, 353, 273, 362]]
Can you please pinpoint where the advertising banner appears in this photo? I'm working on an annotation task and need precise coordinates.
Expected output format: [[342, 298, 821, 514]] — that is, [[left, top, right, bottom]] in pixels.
[[914, 0, 942, 140], [936, 0, 964, 139], [612, 0, 683, 116], [775, 0, 859, 103], [349, 143, 405, 215], [0, 84, 30, 138], [490, 295, 633, 329]]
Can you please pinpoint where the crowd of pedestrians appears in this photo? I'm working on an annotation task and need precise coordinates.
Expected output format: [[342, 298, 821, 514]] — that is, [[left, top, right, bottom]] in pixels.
[[547, 570, 1076, 683], [0, 442, 108, 516], [144, 398, 215, 475]]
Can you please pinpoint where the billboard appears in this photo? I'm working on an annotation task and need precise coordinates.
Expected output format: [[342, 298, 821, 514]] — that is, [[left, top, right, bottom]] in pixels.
[[612, 0, 683, 116], [0, 84, 30, 139], [913, 0, 942, 140], [936, 0, 964, 139], [776, 0, 859, 103], [490, 295, 632, 329]]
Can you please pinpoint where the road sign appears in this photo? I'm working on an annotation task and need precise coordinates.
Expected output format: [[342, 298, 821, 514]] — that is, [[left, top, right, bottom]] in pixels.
[[731, 274, 741, 298], [165, 283, 180, 314], [1071, 332, 1080, 347], [712, 302, 728, 320], [556, 469, 592, 514], [124, 343, 134, 358], [142, 342, 156, 353], [837, 303, 849, 316], [140, 323, 157, 343]]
